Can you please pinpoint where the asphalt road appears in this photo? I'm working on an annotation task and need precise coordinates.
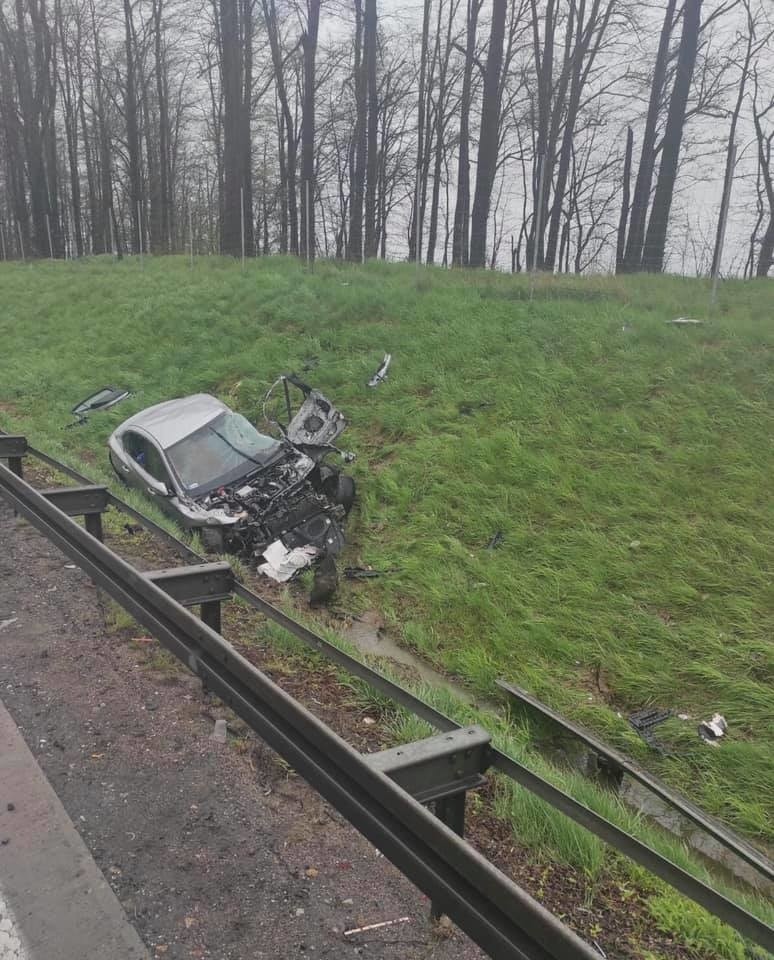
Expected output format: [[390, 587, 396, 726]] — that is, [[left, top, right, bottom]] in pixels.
[[0, 501, 483, 960]]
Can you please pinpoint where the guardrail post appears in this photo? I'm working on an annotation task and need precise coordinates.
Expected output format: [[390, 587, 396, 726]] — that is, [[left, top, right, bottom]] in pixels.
[[431, 794, 467, 921], [200, 600, 221, 634], [85, 512, 104, 542], [0, 437, 28, 514], [8, 454, 22, 478]]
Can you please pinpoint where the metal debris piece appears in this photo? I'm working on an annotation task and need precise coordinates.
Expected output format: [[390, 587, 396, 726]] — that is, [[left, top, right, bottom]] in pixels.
[[0, 617, 18, 633], [628, 707, 672, 753], [368, 353, 392, 387], [698, 713, 727, 745], [668, 317, 704, 325], [344, 916, 410, 937], [485, 531, 504, 550]]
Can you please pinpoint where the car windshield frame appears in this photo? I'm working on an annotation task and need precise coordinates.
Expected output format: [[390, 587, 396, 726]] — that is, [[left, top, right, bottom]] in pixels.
[[165, 411, 282, 494]]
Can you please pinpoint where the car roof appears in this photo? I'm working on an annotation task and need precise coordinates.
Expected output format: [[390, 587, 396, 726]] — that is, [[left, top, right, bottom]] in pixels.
[[117, 394, 230, 449]]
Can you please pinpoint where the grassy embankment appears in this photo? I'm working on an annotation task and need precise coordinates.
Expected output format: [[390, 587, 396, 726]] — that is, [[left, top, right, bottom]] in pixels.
[[1, 256, 772, 957]]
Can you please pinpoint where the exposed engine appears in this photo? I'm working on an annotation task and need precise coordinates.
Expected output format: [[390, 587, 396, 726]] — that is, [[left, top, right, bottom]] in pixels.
[[197, 452, 346, 560]]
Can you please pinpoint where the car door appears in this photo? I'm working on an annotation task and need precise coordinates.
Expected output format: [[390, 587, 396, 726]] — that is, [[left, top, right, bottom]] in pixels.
[[120, 430, 179, 516]]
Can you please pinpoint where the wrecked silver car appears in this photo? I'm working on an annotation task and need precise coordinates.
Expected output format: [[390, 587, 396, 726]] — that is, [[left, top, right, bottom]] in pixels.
[[108, 377, 355, 571]]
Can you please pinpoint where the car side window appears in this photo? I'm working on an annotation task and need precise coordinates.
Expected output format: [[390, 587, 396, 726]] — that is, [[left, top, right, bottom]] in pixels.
[[123, 431, 173, 489]]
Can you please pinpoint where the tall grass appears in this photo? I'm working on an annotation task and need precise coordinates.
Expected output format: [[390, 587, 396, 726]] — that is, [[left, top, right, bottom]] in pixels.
[[1, 255, 772, 945]]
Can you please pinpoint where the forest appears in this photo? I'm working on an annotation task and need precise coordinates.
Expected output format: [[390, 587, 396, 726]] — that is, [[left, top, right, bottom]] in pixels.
[[0, 0, 772, 275]]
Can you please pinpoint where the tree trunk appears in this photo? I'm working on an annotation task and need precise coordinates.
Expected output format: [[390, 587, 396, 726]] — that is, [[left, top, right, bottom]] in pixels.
[[153, 0, 171, 251], [300, 0, 320, 261], [241, 0, 254, 257], [363, 0, 378, 258], [452, 0, 480, 267], [123, 0, 142, 253], [620, 0, 677, 272], [616, 125, 633, 273], [409, 0, 431, 262], [469, 0, 507, 268], [220, 0, 242, 255], [264, 0, 297, 254], [349, 0, 366, 261], [641, 0, 702, 272]]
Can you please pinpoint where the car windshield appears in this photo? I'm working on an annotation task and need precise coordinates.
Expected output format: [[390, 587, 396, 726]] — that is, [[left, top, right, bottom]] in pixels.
[[167, 411, 280, 492]]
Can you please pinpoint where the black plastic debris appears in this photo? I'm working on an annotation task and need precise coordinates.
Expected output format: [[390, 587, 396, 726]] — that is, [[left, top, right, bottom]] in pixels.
[[310, 554, 339, 607], [486, 531, 504, 550], [458, 401, 494, 416], [343, 566, 401, 580], [70, 386, 131, 426], [368, 353, 391, 387], [628, 707, 672, 753]]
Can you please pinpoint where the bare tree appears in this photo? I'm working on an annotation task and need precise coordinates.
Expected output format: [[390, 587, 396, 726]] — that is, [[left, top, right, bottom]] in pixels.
[[469, 0, 507, 267]]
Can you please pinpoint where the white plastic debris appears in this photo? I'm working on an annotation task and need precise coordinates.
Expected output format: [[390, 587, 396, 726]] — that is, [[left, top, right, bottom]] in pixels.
[[668, 317, 704, 325], [0, 618, 18, 633], [698, 713, 727, 744], [258, 540, 321, 582], [368, 353, 392, 387]]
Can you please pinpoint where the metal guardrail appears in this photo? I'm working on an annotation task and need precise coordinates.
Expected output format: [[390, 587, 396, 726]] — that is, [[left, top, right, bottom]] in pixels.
[[496, 680, 773, 883], [2, 437, 773, 954], [0, 457, 599, 960]]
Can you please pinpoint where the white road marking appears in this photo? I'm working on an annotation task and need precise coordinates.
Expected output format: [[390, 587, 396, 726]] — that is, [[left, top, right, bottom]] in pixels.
[[0, 893, 29, 960]]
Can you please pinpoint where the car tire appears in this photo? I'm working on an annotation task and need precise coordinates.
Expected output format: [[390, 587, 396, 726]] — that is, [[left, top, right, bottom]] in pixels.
[[200, 526, 225, 554], [324, 473, 356, 516]]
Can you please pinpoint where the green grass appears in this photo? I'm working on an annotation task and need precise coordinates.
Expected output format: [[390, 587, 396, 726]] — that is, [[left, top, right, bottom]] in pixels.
[[1, 255, 773, 955]]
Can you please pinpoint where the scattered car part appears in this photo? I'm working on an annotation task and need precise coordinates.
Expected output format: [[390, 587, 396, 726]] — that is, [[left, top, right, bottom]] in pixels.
[[486, 530, 504, 550], [107, 387, 355, 574], [668, 317, 704, 325], [263, 374, 355, 462], [368, 353, 392, 387], [344, 566, 401, 580], [458, 401, 494, 416], [259, 540, 322, 582], [628, 707, 672, 753], [70, 386, 131, 426], [698, 713, 727, 745], [310, 553, 339, 606]]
